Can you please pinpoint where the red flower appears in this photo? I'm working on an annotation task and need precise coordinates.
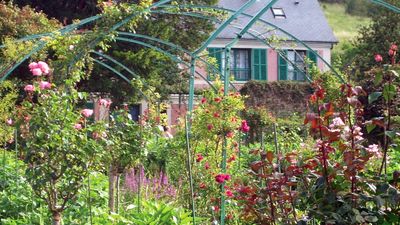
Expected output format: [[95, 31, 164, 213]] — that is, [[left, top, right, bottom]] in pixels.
[[212, 205, 220, 212], [213, 112, 220, 118], [226, 131, 234, 138], [231, 117, 237, 123], [241, 120, 250, 133], [227, 154, 236, 163], [226, 213, 233, 220], [226, 190, 234, 198], [374, 54, 383, 62], [199, 183, 206, 189], [224, 174, 231, 181], [201, 97, 207, 104], [215, 174, 225, 183], [205, 162, 210, 170], [196, 154, 204, 162], [207, 124, 214, 130], [214, 97, 222, 103]]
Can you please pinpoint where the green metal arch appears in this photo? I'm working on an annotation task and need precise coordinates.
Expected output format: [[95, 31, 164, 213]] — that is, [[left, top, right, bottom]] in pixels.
[[92, 58, 150, 100], [114, 37, 218, 92]]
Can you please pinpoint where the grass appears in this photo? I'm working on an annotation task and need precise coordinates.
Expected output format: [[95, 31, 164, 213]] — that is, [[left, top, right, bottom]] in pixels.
[[321, 3, 371, 55]]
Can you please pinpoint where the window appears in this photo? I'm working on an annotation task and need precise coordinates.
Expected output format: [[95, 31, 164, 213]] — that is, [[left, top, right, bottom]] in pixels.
[[271, 8, 286, 19], [129, 104, 141, 122], [287, 50, 306, 81], [206, 48, 267, 81], [230, 49, 251, 81], [278, 50, 318, 81]]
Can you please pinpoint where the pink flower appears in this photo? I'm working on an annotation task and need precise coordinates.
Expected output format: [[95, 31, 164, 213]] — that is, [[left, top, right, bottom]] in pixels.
[[374, 54, 383, 62], [213, 112, 220, 118], [81, 109, 94, 118], [37, 61, 50, 75], [39, 81, 51, 90], [199, 183, 206, 189], [31, 68, 42, 76], [98, 98, 112, 107], [366, 144, 382, 158], [6, 118, 13, 126], [28, 62, 38, 70], [226, 131, 234, 138], [196, 154, 204, 162], [391, 44, 398, 51], [207, 124, 213, 131], [226, 190, 234, 197], [224, 174, 231, 181], [201, 97, 206, 104], [24, 84, 35, 92], [74, 123, 82, 130], [205, 162, 210, 170], [389, 49, 395, 56], [215, 174, 225, 184], [241, 120, 250, 132]]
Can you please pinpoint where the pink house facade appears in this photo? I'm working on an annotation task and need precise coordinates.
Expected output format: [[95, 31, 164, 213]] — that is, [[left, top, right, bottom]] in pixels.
[[141, 0, 337, 126]]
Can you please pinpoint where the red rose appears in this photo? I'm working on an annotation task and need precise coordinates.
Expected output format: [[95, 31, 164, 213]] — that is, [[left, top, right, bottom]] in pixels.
[[215, 174, 225, 183], [226, 190, 234, 197], [196, 154, 204, 162], [207, 124, 214, 130]]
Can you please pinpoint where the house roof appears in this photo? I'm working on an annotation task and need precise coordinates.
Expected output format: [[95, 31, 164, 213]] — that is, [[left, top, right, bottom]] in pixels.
[[217, 0, 338, 44]]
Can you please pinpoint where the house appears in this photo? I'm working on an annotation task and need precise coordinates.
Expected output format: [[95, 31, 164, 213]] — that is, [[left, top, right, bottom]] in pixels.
[[166, 0, 337, 126]]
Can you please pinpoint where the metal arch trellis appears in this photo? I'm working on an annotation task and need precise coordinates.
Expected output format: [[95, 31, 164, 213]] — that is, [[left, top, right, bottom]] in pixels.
[[0, 0, 400, 225]]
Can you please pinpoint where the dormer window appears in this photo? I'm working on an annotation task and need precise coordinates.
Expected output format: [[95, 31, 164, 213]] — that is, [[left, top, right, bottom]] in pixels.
[[271, 8, 286, 19]]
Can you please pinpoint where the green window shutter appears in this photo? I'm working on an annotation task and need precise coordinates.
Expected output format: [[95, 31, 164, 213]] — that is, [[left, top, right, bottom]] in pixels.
[[278, 50, 288, 80], [307, 50, 318, 66], [252, 49, 267, 80], [207, 48, 222, 80]]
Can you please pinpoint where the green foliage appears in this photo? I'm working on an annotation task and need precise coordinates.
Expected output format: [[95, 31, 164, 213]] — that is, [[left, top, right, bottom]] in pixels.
[[349, 0, 400, 73], [240, 80, 313, 117], [0, 2, 60, 40], [0, 152, 48, 225], [0, 81, 17, 144]]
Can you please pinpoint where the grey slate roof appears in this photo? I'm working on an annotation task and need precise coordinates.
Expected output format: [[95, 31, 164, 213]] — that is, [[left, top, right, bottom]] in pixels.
[[217, 0, 338, 43]]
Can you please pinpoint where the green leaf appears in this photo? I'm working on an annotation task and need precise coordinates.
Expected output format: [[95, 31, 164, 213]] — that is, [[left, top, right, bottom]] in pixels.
[[368, 92, 382, 104], [383, 84, 396, 102], [374, 71, 383, 85], [385, 131, 396, 139], [366, 124, 376, 133]]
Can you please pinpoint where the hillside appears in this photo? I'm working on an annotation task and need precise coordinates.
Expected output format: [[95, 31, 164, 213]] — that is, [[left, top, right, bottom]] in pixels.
[[321, 3, 371, 51]]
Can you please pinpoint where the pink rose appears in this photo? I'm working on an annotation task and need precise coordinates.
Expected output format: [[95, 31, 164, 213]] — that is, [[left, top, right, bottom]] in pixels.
[[226, 190, 234, 197], [389, 49, 395, 56], [224, 174, 231, 181], [374, 54, 383, 62], [74, 123, 82, 130], [28, 62, 38, 70], [6, 118, 13, 126], [98, 98, 112, 107], [201, 97, 206, 104], [24, 84, 35, 92], [39, 81, 51, 90], [215, 174, 225, 184], [31, 68, 42, 76], [391, 44, 398, 51], [241, 120, 250, 133], [37, 61, 50, 75], [81, 109, 93, 118]]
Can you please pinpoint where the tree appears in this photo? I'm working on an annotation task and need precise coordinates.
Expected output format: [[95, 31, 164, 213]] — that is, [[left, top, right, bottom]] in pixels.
[[345, 0, 400, 75]]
